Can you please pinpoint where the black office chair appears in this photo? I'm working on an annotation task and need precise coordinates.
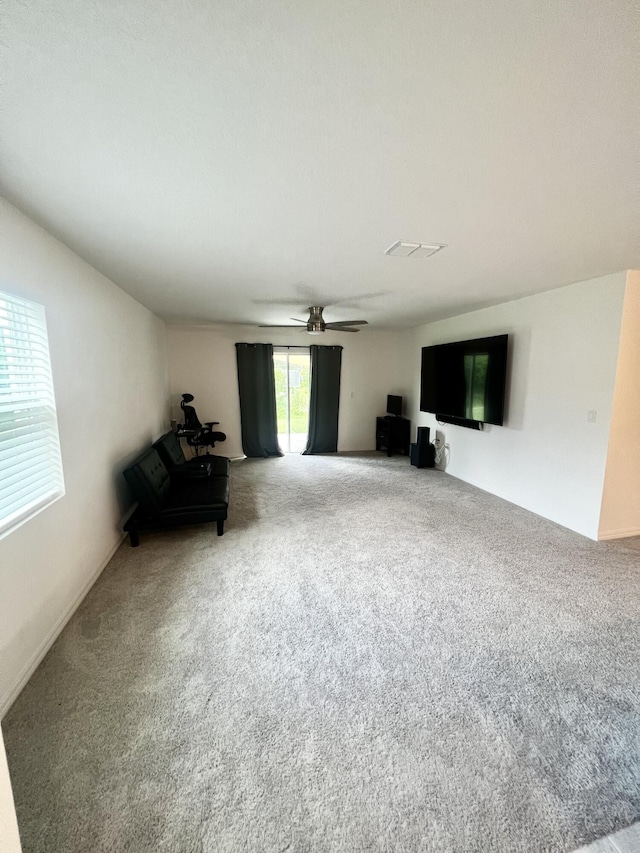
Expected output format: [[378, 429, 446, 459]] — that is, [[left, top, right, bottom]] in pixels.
[[178, 394, 227, 456]]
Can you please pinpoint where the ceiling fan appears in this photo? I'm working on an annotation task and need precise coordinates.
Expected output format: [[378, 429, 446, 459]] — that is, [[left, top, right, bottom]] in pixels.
[[259, 306, 368, 334]]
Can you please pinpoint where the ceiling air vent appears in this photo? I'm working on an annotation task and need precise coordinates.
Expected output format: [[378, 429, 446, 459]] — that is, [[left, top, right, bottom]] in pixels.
[[385, 241, 447, 258]]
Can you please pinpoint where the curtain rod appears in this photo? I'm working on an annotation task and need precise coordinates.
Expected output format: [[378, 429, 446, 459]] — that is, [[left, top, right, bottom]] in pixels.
[[274, 344, 343, 350], [237, 343, 309, 349], [237, 343, 342, 349]]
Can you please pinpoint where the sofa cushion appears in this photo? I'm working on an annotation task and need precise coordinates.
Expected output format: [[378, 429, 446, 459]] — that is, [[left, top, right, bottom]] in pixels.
[[123, 449, 171, 513], [199, 455, 230, 476], [153, 431, 188, 468]]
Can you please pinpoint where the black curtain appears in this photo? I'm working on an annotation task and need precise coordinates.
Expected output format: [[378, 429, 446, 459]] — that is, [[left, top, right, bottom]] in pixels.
[[235, 343, 283, 458], [303, 345, 343, 454]]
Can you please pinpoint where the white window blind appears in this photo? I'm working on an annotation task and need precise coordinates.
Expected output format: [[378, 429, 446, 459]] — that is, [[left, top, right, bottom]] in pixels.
[[0, 290, 64, 538]]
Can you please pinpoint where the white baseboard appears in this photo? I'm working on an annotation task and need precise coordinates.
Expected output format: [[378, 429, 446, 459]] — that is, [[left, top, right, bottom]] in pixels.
[[598, 526, 640, 541], [0, 533, 126, 719]]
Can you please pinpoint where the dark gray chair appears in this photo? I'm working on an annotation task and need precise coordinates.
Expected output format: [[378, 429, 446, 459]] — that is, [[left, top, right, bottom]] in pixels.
[[179, 393, 227, 456]]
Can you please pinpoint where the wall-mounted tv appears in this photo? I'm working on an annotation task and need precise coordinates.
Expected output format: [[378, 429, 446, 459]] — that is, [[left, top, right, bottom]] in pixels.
[[420, 334, 508, 428]]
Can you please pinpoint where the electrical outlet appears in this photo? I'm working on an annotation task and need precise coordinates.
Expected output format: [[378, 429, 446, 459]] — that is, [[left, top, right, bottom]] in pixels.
[[587, 409, 597, 423]]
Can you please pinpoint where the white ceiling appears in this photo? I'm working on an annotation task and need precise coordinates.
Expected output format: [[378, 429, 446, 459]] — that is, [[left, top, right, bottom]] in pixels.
[[2, 0, 639, 329]]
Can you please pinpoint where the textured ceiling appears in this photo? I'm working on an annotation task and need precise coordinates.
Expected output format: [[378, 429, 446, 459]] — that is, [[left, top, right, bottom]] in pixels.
[[2, 0, 639, 328]]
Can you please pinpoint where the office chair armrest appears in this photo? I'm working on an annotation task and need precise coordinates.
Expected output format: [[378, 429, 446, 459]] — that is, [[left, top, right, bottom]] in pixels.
[[204, 421, 219, 427]]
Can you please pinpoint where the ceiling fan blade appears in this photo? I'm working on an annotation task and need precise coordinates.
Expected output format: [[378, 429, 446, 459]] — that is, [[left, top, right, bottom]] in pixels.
[[289, 318, 308, 323], [327, 325, 361, 332], [258, 323, 303, 328], [325, 320, 368, 327]]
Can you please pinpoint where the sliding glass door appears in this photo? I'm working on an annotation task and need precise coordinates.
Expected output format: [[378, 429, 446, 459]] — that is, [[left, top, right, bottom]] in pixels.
[[273, 348, 311, 453]]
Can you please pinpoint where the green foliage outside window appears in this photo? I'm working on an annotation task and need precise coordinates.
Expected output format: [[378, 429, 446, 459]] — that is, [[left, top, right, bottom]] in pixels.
[[274, 352, 311, 436]]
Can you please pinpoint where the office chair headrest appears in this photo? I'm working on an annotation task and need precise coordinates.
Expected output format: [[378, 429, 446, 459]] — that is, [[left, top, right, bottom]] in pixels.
[[181, 393, 195, 403]]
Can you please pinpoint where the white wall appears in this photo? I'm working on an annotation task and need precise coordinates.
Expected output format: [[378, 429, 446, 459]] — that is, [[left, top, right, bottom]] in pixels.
[[599, 271, 640, 539], [167, 325, 402, 456], [0, 200, 169, 715], [397, 273, 627, 539], [0, 727, 21, 852]]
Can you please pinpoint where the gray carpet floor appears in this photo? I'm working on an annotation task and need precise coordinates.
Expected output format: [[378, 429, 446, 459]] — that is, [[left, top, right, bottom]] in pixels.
[[4, 452, 640, 853]]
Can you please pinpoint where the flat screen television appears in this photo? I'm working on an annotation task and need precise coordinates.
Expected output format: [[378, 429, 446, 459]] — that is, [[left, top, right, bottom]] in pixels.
[[386, 394, 402, 416], [420, 334, 508, 428]]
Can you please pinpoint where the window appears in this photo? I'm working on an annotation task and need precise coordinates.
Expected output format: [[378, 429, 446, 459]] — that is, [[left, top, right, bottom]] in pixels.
[[0, 290, 64, 538], [273, 347, 311, 453]]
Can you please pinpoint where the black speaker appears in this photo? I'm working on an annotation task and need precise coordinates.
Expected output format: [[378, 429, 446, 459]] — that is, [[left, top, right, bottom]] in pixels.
[[416, 426, 431, 447], [410, 442, 435, 469]]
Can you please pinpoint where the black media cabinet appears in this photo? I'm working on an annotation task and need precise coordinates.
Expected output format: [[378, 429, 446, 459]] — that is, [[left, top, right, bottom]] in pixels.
[[376, 416, 410, 457]]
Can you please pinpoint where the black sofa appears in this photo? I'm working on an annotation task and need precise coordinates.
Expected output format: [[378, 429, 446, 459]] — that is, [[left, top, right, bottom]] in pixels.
[[122, 447, 229, 547], [152, 430, 230, 478]]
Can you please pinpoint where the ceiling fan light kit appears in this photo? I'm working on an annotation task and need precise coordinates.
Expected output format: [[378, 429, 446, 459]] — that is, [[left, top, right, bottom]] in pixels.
[[385, 241, 447, 258], [259, 306, 368, 334]]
